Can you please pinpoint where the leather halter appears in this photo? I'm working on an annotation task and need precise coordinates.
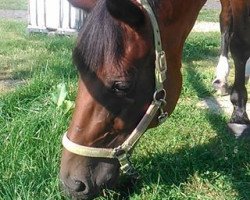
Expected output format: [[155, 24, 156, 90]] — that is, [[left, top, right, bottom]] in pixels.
[[62, 0, 168, 176]]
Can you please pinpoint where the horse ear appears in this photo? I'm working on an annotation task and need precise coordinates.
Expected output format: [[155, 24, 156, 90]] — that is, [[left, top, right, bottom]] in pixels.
[[68, 0, 97, 13], [106, 0, 145, 27]]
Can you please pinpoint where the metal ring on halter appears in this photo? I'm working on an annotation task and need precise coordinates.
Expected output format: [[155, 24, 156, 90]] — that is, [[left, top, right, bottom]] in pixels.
[[153, 89, 166, 102]]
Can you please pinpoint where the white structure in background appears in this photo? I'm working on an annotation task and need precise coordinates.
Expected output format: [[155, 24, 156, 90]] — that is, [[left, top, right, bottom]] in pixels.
[[28, 0, 85, 35]]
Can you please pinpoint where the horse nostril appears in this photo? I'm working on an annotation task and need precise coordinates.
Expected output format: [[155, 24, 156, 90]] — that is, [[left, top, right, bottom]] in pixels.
[[74, 180, 87, 192]]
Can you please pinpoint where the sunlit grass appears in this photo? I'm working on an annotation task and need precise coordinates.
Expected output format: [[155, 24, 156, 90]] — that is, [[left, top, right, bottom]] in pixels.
[[197, 9, 220, 22], [0, 19, 77, 199], [0, 20, 77, 93]]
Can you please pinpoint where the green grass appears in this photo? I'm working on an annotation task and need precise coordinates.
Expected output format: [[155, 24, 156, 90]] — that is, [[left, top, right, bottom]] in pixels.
[[197, 9, 220, 22], [0, 17, 250, 200], [0, 19, 77, 199], [0, 20, 77, 92], [0, 0, 27, 10]]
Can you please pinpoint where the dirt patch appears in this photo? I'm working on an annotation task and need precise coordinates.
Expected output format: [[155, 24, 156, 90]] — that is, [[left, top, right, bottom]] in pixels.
[[0, 71, 25, 93], [192, 22, 220, 32], [197, 95, 250, 117], [0, 9, 27, 21], [203, 0, 221, 10], [0, 79, 25, 93]]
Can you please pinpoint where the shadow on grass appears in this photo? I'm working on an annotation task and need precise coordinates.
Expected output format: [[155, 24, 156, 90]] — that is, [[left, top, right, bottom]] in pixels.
[[115, 64, 250, 200]]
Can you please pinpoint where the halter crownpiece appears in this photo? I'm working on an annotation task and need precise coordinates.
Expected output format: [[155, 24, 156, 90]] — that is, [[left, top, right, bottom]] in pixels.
[[62, 0, 168, 175], [138, 0, 167, 90]]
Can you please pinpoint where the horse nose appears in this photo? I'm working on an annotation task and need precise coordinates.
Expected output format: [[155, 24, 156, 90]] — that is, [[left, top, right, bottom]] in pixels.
[[64, 178, 91, 194], [74, 179, 88, 193]]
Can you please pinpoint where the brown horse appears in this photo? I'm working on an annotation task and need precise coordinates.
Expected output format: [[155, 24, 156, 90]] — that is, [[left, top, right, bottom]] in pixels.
[[213, 0, 250, 135], [213, 0, 250, 95], [59, 0, 206, 199], [227, 0, 250, 136], [212, 0, 232, 94]]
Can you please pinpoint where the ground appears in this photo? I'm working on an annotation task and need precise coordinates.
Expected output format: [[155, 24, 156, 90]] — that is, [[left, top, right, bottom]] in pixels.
[[204, 0, 221, 10]]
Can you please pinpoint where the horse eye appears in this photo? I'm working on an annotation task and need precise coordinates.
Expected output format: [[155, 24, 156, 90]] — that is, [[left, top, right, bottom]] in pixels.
[[111, 81, 132, 96]]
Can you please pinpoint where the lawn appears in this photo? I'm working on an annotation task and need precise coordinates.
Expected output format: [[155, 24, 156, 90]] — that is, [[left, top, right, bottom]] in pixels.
[[197, 9, 220, 22], [0, 0, 27, 10], [0, 10, 250, 200]]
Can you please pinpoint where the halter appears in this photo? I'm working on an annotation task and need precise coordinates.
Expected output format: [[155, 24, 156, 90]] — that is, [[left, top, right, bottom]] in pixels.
[[62, 0, 168, 176]]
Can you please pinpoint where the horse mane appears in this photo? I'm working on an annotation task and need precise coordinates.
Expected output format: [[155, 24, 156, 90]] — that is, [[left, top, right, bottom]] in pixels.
[[73, 0, 157, 73]]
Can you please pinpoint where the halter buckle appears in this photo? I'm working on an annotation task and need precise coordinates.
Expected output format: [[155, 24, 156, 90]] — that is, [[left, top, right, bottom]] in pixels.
[[155, 51, 167, 84], [158, 51, 167, 72], [158, 109, 168, 124], [115, 151, 139, 178], [153, 89, 168, 123], [153, 89, 166, 102]]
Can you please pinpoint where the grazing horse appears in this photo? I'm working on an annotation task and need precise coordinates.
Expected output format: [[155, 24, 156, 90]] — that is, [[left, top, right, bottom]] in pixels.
[[227, 0, 250, 136], [212, 0, 232, 94], [59, 0, 250, 199], [213, 0, 250, 95], [60, 0, 206, 199]]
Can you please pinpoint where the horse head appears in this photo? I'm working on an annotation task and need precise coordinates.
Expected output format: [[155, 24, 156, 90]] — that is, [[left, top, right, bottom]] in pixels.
[[60, 0, 158, 199], [60, 0, 206, 199]]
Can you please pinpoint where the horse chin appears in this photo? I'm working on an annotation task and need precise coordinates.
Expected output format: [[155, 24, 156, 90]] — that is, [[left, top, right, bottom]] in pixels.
[[60, 183, 98, 200]]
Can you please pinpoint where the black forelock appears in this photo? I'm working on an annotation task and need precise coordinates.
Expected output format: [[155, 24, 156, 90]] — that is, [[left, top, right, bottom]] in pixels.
[[73, 0, 124, 73], [73, 0, 158, 74]]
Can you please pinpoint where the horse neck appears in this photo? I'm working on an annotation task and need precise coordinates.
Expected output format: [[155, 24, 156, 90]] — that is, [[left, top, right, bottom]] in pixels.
[[156, 0, 206, 115]]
